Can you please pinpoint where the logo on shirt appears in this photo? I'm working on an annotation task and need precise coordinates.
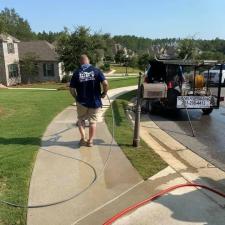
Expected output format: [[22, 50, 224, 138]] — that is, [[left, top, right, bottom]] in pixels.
[[79, 71, 95, 82]]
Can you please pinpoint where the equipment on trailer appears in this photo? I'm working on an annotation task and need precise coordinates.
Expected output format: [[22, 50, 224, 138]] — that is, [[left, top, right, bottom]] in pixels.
[[141, 58, 224, 115]]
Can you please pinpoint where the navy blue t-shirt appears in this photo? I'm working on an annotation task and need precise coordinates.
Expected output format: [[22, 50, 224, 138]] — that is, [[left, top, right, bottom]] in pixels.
[[70, 65, 106, 108]]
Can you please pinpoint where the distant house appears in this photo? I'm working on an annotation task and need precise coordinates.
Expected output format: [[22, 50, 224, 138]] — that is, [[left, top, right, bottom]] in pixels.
[[0, 34, 21, 86], [18, 41, 64, 84], [0, 33, 65, 86]]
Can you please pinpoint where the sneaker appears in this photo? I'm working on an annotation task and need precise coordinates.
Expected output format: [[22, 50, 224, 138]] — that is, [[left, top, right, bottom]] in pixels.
[[87, 140, 94, 147], [79, 138, 87, 146]]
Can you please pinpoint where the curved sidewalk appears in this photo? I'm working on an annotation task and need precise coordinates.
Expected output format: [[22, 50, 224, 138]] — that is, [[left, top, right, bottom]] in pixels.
[[27, 86, 142, 225]]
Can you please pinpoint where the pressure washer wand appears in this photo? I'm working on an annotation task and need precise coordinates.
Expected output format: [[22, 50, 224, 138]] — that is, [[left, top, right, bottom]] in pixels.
[[182, 96, 195, 137]]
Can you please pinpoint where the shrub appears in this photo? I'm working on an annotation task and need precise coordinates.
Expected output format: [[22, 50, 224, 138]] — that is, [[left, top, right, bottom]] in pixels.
[[61, 74, 72, 83], [100, 63, 111, 72]]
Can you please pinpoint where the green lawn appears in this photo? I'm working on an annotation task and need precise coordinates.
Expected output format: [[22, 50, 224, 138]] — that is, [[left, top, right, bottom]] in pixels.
[[105, 91, 167, 180], [13, 82, 66, 90], [108, 77, 138, 89], [0, 89, 73, 225], [11, 77, 139, 90], [110, 65, 142, 74]]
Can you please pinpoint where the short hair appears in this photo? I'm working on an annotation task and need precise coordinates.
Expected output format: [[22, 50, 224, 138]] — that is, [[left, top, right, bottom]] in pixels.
[[80, 54, 89, 61]]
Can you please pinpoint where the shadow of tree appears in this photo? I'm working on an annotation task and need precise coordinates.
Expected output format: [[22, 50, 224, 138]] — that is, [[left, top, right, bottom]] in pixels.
[[0, 137, 41, 146]]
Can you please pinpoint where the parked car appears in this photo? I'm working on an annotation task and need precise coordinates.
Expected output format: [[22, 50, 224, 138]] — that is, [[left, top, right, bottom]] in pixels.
[[203, 64, 225, 85]]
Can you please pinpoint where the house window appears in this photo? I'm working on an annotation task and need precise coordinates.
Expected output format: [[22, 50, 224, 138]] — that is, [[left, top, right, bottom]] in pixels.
[[43, 63, 55, 77], [8, 64, 19, 78], [7, 43, 15, 54]]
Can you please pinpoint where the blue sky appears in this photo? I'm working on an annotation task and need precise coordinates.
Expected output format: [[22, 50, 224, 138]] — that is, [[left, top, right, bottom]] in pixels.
[[1, 0, 225, 39]]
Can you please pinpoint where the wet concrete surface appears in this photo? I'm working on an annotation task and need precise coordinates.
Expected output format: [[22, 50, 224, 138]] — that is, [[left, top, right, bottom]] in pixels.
[[146, 88, 225, 172]]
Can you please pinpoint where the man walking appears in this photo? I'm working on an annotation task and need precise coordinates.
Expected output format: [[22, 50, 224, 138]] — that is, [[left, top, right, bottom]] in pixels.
[[69, 54, 109, 147]]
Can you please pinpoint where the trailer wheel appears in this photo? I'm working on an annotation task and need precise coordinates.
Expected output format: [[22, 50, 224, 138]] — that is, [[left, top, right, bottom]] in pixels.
[[149, 101, 162, 114], [202, 108, 213, 115]]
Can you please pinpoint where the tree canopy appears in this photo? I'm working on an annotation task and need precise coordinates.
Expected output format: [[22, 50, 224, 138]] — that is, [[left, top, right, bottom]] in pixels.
[[56, 26, 108, 72], [1, 7, 225, 70], [0, 8, 34, 40]]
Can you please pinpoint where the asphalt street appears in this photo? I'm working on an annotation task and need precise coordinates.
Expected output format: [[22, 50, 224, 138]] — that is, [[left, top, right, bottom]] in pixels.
[[147, 88, 225, 171]]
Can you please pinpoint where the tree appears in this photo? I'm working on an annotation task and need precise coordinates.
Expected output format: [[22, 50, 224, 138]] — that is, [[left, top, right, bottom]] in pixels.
[[0, 16, 6, 33], [198, 51, 225, 60], [56, 26, 106, 72], [0, 8, 34, 40], [36, 30, 66, 43], [138, 54, 153, 70], [102, 33, 115, 61], [178, 38, 199, 59], [127, 56, 138, 68], [20, 53, 39, 84], [114, 49, 126, 64]]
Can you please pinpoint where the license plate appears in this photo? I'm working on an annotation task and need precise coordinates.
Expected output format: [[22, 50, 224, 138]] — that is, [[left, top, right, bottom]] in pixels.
[[177, 96, 211, 109]]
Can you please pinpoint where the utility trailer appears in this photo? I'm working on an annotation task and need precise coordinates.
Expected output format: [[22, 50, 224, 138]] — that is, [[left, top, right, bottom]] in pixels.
[[141, 58, 224, 115]]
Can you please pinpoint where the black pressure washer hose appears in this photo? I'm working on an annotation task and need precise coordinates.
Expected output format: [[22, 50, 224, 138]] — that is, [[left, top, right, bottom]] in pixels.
[[0, 94, 115, 208]]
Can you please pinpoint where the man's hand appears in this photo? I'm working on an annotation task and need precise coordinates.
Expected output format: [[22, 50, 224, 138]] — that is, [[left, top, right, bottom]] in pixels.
[[70, 87, 77, 100], [101, 92, 107, 98], [101, 80, 109, 99]]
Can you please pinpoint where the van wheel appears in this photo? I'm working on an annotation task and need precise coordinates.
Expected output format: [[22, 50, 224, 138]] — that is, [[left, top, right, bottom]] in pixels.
[[202, 108, 213, 115]]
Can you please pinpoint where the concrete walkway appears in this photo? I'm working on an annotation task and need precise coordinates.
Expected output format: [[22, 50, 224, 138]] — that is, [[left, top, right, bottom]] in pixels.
[[27, 86, 225, 225], [27, 86, 143, 225]]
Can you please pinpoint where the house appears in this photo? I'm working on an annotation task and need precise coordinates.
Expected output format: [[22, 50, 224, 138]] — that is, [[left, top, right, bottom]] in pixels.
[[0, 34, 21, 86], [18, 40, 64, 83], [0, 33, 65, 86]]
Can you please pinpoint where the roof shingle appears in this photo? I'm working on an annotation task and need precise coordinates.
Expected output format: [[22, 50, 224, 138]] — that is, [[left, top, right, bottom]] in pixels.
[[18, 41, 59, 61]]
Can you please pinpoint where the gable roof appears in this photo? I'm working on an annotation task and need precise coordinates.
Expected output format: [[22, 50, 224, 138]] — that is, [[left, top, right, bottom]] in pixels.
[[18, 40, 59, 61], [0, 33, 20, 43]]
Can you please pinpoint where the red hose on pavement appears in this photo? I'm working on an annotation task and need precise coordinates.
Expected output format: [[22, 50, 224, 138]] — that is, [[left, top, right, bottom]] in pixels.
[[103, 183, 225, 225]]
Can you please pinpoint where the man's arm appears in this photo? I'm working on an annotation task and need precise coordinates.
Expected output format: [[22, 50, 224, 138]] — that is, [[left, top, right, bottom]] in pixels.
[[69, 71, 78, 99], [70, 87, 77, 99], [101, 80, 109, 98]]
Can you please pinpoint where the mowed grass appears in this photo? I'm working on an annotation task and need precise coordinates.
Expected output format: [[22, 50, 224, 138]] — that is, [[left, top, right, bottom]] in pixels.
[[13, 81, 67, 89], [110, 65, 142, 74], [10, 77, 139, 90], [105, 91, 167, 180], [108, 77, 138, 89], [0, 89, 73, 225]]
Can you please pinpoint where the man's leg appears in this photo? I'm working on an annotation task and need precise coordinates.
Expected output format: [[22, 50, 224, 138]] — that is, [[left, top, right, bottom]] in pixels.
[[88, 122, 96, 144], [76, 103, 88, 145], [78, 120, 86, 140], [87, 108, 99, 146]]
